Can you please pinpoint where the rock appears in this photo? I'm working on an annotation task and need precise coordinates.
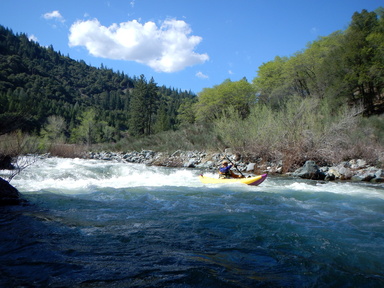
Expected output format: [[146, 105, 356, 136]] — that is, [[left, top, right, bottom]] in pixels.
[[373, 169, 384, 183], [338, 166, 353, 180], [246, 163, 256, 172], [325, 163, 353, 181], [325, 167, 340, 180], [375, 169, 384, 178], [293, 160, 325, 180], [350, 159, 367, 169], [371, 177, 384, 183], [0, 177, 24, 205], [351, 168, 376, 182], [351, 175, 365, 182], [184, 158, 198, 168], [196, 161, 214, 169]]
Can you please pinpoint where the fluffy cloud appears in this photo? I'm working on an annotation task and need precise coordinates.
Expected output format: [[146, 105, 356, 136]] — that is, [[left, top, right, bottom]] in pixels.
[[43, 10, 65, 22], [68, 18, 209, 73]]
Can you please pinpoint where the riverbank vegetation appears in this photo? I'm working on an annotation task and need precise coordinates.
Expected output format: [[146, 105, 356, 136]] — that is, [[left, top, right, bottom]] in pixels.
[[1, 8, 384, 175]]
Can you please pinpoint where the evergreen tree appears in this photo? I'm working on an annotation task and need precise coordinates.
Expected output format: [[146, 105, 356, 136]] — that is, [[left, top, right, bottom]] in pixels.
[[128, 75, 147, 136]]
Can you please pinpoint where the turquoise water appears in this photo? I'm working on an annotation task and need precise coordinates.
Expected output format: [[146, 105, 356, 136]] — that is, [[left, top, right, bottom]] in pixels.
[[1, 157, 384, 287]]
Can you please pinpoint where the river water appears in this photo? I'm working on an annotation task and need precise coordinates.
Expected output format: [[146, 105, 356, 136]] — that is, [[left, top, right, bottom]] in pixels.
[[1, 157, 384, 287]]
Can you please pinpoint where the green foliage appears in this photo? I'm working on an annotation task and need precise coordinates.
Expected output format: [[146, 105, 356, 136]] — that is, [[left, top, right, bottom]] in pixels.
[[252, 8, 384, 115], [195, 78, 256, 122], [177, 97, 197, 126], [252, 56, 289, 108], [128, 75, 159, 136], [40, 115, 66, 143], [70, 109, 99, 145]]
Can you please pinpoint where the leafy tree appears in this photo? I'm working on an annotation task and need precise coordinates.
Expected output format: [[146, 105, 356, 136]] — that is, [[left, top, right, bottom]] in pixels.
[[252, 8, 384, 115], [195, 78, 256, 122], [341, 9, 381, 114], [70, 109, 98, 145], [41, 115, 66, 142], [177, 97, 197, 126], [253, 56, 288, 108]]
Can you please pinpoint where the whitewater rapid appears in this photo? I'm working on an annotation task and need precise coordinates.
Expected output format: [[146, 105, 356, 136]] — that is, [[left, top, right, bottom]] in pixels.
[[10, 156, 384, 198]]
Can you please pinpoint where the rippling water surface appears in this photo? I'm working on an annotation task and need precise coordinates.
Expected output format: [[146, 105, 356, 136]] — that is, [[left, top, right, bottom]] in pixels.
[[1, 157, 384, 287]]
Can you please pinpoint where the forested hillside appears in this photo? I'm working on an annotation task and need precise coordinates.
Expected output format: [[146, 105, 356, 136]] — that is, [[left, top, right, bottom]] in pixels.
[[0, 25, 196, 143]]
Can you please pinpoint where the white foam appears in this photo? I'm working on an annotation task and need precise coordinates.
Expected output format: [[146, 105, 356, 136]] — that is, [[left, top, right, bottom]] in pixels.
[[12, 157, 204, 194]]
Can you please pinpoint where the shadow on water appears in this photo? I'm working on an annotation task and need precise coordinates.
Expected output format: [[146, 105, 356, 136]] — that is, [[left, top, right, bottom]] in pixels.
[[0, 197, 296, 288]]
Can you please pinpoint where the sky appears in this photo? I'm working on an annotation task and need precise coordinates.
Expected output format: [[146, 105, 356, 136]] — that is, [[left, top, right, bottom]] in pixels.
[[0, 0, 382, 94]]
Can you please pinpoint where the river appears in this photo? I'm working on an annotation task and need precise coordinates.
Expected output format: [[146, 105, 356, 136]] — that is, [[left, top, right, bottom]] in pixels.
[[1, 157, 384, 287]]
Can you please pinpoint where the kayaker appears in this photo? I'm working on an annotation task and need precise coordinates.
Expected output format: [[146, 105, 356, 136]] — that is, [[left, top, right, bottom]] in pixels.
[[219, 160, 243, 179]]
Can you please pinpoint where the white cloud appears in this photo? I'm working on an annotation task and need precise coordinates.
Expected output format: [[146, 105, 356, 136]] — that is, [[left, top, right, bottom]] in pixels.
[[228, 70, 233, 75], [43, 10, 65, 22], [196, 71, 208, 79], [28, 34, 38, 42], [68, 18, 209, 73]]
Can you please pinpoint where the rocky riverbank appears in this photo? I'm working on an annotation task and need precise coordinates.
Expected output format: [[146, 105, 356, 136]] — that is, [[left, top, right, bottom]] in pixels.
[[88, 150, 384, 183]]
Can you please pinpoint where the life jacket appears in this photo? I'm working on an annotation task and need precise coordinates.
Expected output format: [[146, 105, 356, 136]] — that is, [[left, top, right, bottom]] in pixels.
[[219, 166, 232, 178]]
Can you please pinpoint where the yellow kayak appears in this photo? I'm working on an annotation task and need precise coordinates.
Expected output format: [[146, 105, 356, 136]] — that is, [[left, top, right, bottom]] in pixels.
[[199, 173, 267, 186]]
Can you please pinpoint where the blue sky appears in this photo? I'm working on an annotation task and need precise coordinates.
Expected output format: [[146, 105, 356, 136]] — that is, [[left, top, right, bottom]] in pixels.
[[0, 0, 382, 94]]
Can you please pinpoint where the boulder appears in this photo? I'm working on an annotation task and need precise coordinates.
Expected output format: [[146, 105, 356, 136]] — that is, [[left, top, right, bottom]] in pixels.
[[293, 160, 325, 180], [351, 168, 376, 182], [325, 163, 353, 181], [246, 163, 256, 172], [0, 177, 24, 205], [324, 167, 340, 181], [372, 169, 384, 182], [184, 158, 198, 168]]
